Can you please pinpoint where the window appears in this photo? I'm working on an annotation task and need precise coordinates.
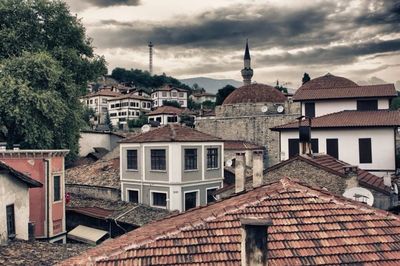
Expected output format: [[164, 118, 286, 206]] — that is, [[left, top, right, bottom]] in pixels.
[[54, 175, 61, 202], [95, 99, 98, 104], [102, 98, 107, 104], [128, 190, 139, 203], [184, 191, 198, 211], [115, 103, 120, 108], [311, 138, 319, 153], [156, 117, 162, 122], [142, 102, 146, 108], [304, 102, 315, 118], [110, 112, 117, 117], [357, 100, 378, 111], [172, 92, 177, 97], [6, 205, 15, 238], [151, 149, 166, 170], [152, 192, 167, 207], [207, 188, 217, 204], [359, 138, 372, 163], [167, 116, 178, 123], [184, 149, 197, 170], [111, 104, 115, 108], [122, 102, 129, 107], [127, 150, 138, 170], [101, 107, 107, 112], [179, 92, 184, 97], [162, 92, 167, 97], [326, 139, 339, 159], [90, 99, 93, 104], [288, 139, 299, 158], [207, 148, 219, 169], [147, 102, 151, 108]]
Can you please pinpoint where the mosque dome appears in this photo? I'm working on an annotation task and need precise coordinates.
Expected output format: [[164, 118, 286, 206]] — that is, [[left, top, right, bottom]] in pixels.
[[299, 73, 358, 90], [222, 83, 286, 105]]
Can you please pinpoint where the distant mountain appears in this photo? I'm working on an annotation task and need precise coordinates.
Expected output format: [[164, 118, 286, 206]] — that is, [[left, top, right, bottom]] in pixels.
[[180, 77, 242, 93], [357, 76, 388, 86]]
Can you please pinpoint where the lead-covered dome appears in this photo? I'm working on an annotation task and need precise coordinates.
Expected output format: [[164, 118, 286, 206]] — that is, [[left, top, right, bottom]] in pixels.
[[223, 83, 286, 105], [299, 73, 358, 90]]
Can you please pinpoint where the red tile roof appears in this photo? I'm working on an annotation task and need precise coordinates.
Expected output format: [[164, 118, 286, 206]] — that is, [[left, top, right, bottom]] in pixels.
[[108, 93, 152, 101], [148, 106, 183, 115], [293, 73, 396, 101], [120, 124, 222, 143], [81, 89, 121, 98], [223, 83, 286, 105], [152, 85, 188, 92], [224, 140, 263, 150], [62, 178, 400, 265], [272, 110, 400, 130]]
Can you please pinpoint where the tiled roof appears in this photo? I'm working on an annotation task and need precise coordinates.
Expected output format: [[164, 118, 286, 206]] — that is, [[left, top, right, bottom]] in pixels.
[[0, 240, 87, 265], [223, 83, 286, 105], [108, 93, 152, 101], [0, 161, 42, 188], [191, 92, 216, 97], [66, 158, 120, 189], [62, 178, 400, 265], [81, 89, 121, 98], [272, 110, 400, 130], [294, 84, 397, 101], [152, 85, 188, 92], [224, 140, 263, 150], [120, 124, 222, 143], [217, 153, 390, 196], [66, 194, 171, 226], [148, 106, 183, 115], [298, 73, 358, 89]]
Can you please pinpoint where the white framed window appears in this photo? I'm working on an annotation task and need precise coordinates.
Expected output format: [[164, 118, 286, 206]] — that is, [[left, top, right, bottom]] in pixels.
[[127, 189, 140, 204], [184, 190, 199, 211], [206, 187, 219, 204], [150, 191, 168, 208]]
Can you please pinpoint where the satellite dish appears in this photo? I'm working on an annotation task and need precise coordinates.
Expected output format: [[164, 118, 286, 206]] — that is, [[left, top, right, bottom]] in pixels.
[[226, 159, 233, 167], [141, 124, 151, 133], [261, 106, 268, 113], [277, 105, 285, 113], [343, 187, 374, 206]]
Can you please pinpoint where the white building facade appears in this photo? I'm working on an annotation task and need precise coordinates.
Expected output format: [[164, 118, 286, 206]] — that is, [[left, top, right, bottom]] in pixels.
[[119, 124, 224, 212], [151, 85, 188, 108]]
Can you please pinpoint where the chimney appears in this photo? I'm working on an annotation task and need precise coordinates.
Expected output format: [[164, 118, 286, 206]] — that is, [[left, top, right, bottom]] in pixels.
[[13, 144, 20, 151], [241, 217, 272, 266], [252, 150, 263, 188], [298, 116, 312, 155], [235, 152, 246, 193], [343, 165, 358, 189], [384, 173, 392, 187]]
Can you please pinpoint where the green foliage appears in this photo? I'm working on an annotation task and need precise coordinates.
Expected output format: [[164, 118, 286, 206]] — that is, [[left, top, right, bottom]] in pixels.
[[82, 106, 95, 129], [111, 68, 190, 90], [162, 100, 181, 108], [202, 100, 216, 109], [188, 98, 201, 110], [390, 92, 400, 110], [275, 85, 288, 94], [216, 85, 236, 105], [302, 73, 311, 84], [0, 0, 107, 164], [105, 111, 113, 131], [180, 114, 195, 127], [128, 114, 148, 129]]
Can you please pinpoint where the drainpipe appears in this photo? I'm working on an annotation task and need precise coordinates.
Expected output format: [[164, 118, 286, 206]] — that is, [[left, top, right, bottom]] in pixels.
[[44, 159, 50, 240]]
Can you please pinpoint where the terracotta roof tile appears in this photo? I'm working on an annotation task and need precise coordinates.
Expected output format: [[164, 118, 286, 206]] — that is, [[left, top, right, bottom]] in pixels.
[[223, 84, 286, 105], [224, 140, 263, 150], [120, 124, 222, 143], [62, 178, 400, 265], [81, 89, 121, 98], [109, 93, 152, 101], [272, 110, 400, 130], [148, 106, 184, 115]]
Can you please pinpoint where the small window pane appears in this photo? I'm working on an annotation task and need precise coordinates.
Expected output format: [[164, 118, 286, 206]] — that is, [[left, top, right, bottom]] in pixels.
[[207, 188, 217, 204], [151, 149, 166, 170], [184, 149, 197, 170], [127, 150, 138, 170], [152, 192, 167, 207], [128, 190, 139, 203], [207, 148, 218, 169], [54, 176, 61, 202], [184, 191, 197, 211], [359, 138, 372, 163], [288, 139, 299, 158]]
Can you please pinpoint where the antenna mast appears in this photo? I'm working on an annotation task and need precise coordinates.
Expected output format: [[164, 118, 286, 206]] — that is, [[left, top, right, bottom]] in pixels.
[[148, 41, 153, 75]]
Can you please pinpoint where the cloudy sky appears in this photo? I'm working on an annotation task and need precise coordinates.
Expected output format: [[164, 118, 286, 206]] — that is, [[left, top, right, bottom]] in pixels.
[[64, 0, 400, 89]]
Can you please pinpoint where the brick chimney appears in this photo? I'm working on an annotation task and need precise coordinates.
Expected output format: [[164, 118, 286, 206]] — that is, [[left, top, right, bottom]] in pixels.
[[252, 150, 263, 188], [343, 165, 358, 189], [235, 152, 246, 193], [241, 217, 272, 266]]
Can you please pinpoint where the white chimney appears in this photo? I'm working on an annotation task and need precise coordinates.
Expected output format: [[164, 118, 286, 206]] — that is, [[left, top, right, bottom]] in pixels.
[[241, 217, 272, 266], [235, 152, 246, 193], [384, 173, 392, 187], [252, 150, 263, 188]]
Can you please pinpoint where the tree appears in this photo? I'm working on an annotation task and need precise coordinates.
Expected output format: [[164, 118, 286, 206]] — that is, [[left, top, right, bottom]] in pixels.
[[302, 73, 311, 84], [105, 111, 113, 131], [0, 0, 107, 164], [202, 100, 216, 109], [216, 85, 236, 105], [162, 100, 181, 108], [188, 98, 201, 110], [390, 91, 400, 110], [128, 114, 148, 129], [82, 106, 96, 129]]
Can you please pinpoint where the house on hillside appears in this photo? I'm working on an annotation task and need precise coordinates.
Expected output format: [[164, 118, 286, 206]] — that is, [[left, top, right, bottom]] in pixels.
[[0, 149, 69, 243], [107, 93, 153, 130], [189, 91, 216, 104], [119, 124, 224, 212], [147, 106, 183, 125], [0, 161, 42, 244], [151, 85, 188, 108], [80, 88, 121, 125], [62, 177, 400, 265]]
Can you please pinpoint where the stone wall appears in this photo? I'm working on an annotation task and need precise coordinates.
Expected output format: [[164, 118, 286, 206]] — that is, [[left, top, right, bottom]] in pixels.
[[216, 101, 300, 117], [66, 184, 120, 201], [196, 113, 298, 167]]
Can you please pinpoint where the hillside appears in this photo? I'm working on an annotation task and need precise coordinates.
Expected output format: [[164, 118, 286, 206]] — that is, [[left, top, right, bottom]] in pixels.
[[180, 77, 242, 93]]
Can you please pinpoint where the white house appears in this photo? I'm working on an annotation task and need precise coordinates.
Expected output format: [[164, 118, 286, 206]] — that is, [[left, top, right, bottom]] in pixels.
[[294, 73, 397, 117], [151, 85, 188, 108], [119, 124, 224, 212], [189, 92, 216, 104], [80, 88, 121, 125], [108, 93, 153, 130], [0, 161, 42, 244], [148, 106, 183, 125]]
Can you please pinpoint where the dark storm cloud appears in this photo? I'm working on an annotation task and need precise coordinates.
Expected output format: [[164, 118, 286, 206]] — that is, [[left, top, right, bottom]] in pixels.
[[258, 39, 400, 66], [87, 0, 140, 8]]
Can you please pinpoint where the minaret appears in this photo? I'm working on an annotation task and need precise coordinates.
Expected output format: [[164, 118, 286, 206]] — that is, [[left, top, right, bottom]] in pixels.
[[148, 41, 153, 75], [241, 40, 253, 85]]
